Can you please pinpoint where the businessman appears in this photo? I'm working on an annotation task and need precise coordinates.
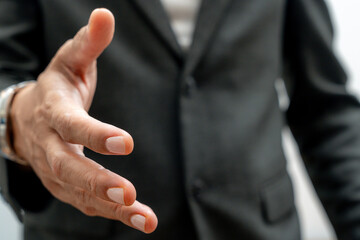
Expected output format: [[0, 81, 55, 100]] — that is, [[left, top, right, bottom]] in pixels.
[[1, 0, 360, 239]]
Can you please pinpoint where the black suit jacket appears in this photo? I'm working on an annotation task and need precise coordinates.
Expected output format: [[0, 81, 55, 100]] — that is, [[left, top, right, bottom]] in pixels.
[[1, 0, 360, 239]]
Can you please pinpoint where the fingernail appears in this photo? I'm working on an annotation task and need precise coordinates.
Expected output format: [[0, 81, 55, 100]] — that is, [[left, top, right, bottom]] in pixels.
[[105, 136, 125, 154], [107, 188, 125, 205], [130, 214, 146, 232]]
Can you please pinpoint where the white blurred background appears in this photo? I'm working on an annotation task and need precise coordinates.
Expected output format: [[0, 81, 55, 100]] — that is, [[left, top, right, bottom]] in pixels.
[[0, 1, 359, 239]]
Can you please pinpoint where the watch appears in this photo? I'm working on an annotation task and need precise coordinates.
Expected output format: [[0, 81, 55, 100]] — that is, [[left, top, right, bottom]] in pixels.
[[0, 81, 35, 165]]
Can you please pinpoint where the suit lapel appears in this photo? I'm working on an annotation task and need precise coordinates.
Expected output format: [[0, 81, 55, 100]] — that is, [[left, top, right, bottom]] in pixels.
[[132, 0, 233, 70], [184, 0, 233, 74], [132, 0, 183, 58]]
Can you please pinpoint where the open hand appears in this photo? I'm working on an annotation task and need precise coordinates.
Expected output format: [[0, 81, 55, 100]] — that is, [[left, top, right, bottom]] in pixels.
[[9, 8, 158, 234]]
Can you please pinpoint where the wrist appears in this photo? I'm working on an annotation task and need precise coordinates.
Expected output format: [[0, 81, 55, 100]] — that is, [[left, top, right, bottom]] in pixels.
[[0, 81, 36, 165]]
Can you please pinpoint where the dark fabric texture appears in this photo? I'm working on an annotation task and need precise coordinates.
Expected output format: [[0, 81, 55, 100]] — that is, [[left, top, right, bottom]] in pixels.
[[0, 0, 359, 239]]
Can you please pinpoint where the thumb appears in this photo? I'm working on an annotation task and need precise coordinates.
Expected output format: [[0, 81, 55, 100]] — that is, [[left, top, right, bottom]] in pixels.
[[54, 8, 115, 72]]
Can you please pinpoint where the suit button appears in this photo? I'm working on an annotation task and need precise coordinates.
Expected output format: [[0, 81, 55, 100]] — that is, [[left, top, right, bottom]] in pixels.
[[191, 179, 205, 199], [182, 76, 196, 97]]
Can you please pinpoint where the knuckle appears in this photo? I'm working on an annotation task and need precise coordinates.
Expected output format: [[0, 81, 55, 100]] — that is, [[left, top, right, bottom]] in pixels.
[[42, 91, 66, 123], [58, 112, 73, 141], [81, 206, 97, 217], [41, 93, 55, 119], [55, 109, 87, 144], [76, 114, 97, 148], [85, 171, 98, 193], [34, 105, 46, 125], [42, 92, 79, 140], [74, 188, 92, 205], [85, 125, 96, 149], [112, 204, 125, 220], [49, 152, 66, 180]]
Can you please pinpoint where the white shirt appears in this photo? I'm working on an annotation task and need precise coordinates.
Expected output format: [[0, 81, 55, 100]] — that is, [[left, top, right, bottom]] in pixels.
[[160, 0, 202, 50]]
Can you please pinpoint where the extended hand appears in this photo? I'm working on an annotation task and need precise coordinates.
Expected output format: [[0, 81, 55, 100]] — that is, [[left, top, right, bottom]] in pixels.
[[9, 9, 157, 233]]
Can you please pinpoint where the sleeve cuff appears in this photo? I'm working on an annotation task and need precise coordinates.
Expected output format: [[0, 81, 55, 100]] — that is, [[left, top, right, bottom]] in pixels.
[[0, 157, 53, 221]]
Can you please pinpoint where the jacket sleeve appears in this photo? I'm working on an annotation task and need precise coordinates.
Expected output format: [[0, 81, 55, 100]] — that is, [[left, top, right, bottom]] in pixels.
[[283, 0, 360, 238], [0, 0, 52, 221]]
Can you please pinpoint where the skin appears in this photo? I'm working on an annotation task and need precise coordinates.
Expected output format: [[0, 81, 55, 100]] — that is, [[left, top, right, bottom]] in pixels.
[[9, 9, 158, 234]]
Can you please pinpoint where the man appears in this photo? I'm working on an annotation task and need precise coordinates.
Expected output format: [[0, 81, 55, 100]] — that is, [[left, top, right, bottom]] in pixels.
[[1, 0, 359, 239]]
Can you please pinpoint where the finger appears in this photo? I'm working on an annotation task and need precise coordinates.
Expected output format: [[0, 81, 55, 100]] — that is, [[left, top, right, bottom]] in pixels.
[[53, 8, 115, 72], [48, 106, 134, 155], [94, 200, 158, 234], [50, 181, 157, 233], [45, 133, 136, 206]]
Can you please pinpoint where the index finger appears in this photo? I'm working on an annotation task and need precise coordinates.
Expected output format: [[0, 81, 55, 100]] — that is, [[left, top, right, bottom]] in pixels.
[[48, 105, 134, 155], [45, 133, 136, 206]]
